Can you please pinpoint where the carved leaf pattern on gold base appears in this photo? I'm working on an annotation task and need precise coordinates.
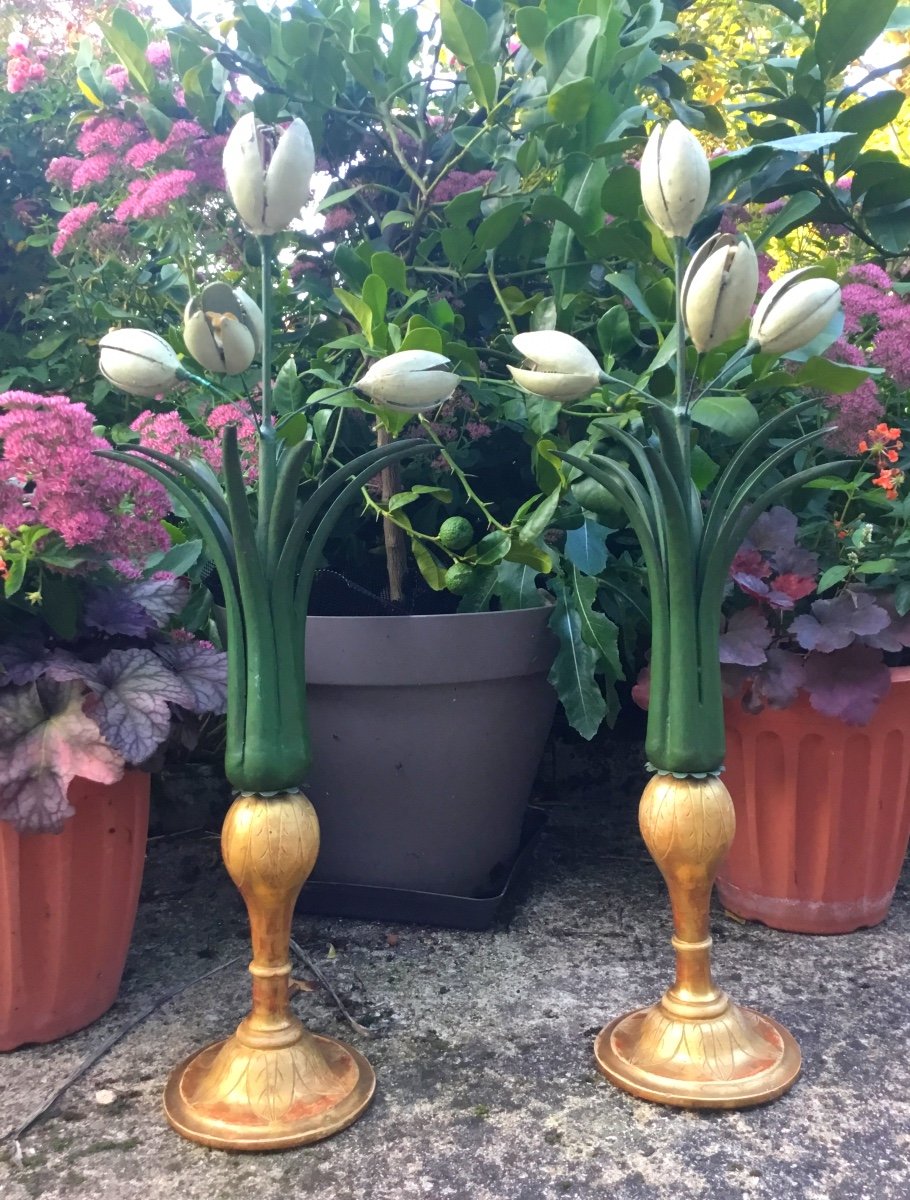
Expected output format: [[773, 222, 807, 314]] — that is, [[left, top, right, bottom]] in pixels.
[[191, 1033, 360, 1124]]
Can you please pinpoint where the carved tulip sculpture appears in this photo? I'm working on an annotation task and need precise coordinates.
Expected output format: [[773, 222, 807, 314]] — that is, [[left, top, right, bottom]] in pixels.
[[505, 121, 847, 1111], [355, 349, 461, 411], [98, 328, 182, 397], [750, 268, 843, 356], [100, 112, 428, 1153], [508, 330, 603, 402], [681, 233, 759, 352], [640, 119, 711, 238], [222, 113, 315, 236], [183, 283, 264, 375]]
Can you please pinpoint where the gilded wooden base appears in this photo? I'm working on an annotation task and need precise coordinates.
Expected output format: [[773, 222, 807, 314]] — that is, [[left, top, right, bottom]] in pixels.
[[595, 1003, 801, 1109], [163, 792, 375, 1150], [596, 774, 801, 1109], [164, 1031, 375, 1149]]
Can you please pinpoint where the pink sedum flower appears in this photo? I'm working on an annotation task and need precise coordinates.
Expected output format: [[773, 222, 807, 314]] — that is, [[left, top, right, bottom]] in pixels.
[[0, 392, 169, 563], [145, 40, 171, 69], [76, 116, 139, 155], [114, 169, 197, 221], [431, 169, 496, 203], [104, 64, 130, 92], [52, 203, 99, 256]]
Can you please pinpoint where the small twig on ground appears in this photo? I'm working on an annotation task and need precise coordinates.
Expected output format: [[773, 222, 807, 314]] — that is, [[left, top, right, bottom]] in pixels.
[[289, 938, 373, 1039], [146, 826, 204, 843], [3, 953, 244, 1151]]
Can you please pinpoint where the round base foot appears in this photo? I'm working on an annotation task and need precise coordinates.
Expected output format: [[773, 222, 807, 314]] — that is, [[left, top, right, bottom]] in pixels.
[[164, 1032, 376, 1150], [594, 1001, 801, 1110]]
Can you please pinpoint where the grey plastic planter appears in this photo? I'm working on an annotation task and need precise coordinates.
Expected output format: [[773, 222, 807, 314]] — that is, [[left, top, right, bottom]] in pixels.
[[302, 606, 557, 897]]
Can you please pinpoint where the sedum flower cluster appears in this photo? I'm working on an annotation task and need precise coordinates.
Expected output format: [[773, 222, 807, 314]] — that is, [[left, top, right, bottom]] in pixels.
[[0, 391, 169, 560], [45, 101, 227, 255]]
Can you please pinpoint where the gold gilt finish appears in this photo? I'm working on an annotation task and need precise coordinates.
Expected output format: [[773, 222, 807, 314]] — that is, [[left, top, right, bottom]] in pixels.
[[164, 792, 375, 1149], [595, 774, 801, 1109]]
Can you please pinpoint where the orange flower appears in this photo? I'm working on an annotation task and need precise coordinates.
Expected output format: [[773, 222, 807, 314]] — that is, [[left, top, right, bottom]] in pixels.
[[872, 467, 904, 501]]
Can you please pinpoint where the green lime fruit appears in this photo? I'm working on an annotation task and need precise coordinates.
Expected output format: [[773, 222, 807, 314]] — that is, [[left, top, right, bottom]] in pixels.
[[438, 516, 474, 551], [444, 562, 476, 595]]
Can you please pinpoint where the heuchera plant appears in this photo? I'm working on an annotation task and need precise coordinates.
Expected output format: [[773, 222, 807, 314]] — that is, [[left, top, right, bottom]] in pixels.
[[720, 506, 910, 724], [0, 390, 227, 834]]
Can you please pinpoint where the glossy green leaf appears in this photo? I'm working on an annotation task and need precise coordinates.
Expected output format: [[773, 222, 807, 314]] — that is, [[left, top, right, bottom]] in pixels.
[[754, 192, 820, 248], [411, 539, 447, 591], [472, 530, 512, 565], [548, 76, 594, 124], [817, 564, 850, 593], [543, 15, 600, 91], [273, 356, 304, 414], [475, 202, 526, 250], [370, 251, 408, 294], [515, 7, 548, 61], [26, 332, 70, 360], [466, 63, 498, 110], [334, 286, 373, 337], [457, 565, 498, 612], [97, 9, 154, 93], [519, 487, 562, 543], [815, 0, 898, 80], [495, 561, 546, 610], [691, 393, 760, 439], [362, 273, 388, 326], [440, 0, 490, 66], [547, 577, 608, 740], [564, 518, 611, 576], [795, 356, 875, 394]]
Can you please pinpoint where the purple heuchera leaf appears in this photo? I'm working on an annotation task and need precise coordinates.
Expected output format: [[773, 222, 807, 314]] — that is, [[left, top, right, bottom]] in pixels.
[[858, 597, 910, 652], [84, 575, 190, 637], [0, 681, 124, 834], [85, 648, 194, 763], [719, 607, 773, 667], [731, 572, 771, 601], [750, 648, 807, 710], [85, 587, 154, 637], [43, 650, 101, 686], [0, 642, 49, 686], [744, 506, 819, 577], [803, 645, 890, 725], [126, 575, 190, 626], [156, 642, 228, 715], [792, 591, 890, 653]]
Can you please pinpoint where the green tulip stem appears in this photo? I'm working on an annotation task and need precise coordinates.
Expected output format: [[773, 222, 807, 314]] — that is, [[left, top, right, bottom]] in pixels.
[[257, 235, 277, 554], [175, 368, 234, 400]]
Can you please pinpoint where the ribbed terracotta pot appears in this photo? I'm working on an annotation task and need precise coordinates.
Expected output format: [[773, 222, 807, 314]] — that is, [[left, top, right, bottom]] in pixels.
[[303, 607, 557, 896], [717, 667, 910, 934], [0, 772, 150, 1051]]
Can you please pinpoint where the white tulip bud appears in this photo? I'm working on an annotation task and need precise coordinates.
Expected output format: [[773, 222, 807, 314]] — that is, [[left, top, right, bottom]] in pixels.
[[222, 114, 315, 236], [749, 269, 842, 357], [508, 330, 602, 403], [640, 121, 711, 239], [99, 328, 181, 397], [355, 350, 461, 412], [681, 233, 759, 352], [183, 283, 264, 375]]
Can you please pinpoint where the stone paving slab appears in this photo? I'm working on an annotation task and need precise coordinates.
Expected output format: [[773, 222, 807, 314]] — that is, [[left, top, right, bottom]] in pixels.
[[1, 784, 907, 1200]]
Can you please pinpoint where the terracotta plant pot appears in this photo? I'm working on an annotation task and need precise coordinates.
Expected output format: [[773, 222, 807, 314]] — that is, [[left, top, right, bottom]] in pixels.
[[717, 667, 910, 934], [303, 607, 557, 897], [0, 772, 150, 1050]]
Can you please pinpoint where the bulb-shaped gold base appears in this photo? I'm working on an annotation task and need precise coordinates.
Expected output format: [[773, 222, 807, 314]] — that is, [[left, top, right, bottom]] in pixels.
[[595, 774, 801, 1109], [163, 792, 375, 1149]]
